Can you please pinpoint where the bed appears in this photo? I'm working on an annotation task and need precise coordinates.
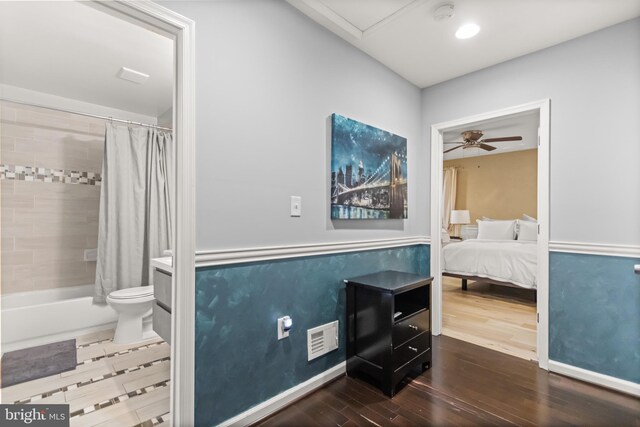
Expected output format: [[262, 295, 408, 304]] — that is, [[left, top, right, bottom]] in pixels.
[[442, 238, 537, 299]]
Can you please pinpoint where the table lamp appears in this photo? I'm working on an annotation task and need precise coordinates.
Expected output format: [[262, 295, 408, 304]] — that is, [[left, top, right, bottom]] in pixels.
[[450, 210, 470, 239]]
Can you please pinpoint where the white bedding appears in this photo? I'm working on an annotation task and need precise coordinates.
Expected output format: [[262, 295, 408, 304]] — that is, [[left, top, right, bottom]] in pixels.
[[443, 239, 537, 289]]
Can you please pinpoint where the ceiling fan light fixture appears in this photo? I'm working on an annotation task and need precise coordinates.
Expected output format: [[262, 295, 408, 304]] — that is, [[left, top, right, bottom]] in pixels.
[[443, 129, 522, 155], [456, 23, 480, 39]]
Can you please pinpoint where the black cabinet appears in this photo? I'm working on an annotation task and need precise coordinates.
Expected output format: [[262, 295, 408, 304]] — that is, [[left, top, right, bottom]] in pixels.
[[345, 270, 432, 397]]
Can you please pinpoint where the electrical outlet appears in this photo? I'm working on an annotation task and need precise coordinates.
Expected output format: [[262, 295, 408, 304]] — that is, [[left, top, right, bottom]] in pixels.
[[278, 316, 293, 340], [84, 248, 98, 262], [290, 196, 301, 217]]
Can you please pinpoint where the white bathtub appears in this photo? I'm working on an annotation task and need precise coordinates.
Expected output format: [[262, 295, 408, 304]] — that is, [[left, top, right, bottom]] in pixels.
[[1, 284, 118, 353]]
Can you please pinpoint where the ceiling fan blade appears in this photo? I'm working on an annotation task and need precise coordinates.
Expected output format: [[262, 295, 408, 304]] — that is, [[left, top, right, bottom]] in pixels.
[[479, 143, 497, 151], [481, 136, 522, 142], [444, 141, 464, 144], [444, 145, 464, 154]]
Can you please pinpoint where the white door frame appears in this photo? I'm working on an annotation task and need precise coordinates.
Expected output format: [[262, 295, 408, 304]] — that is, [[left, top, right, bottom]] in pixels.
[[92, 1, 196, 424], [430, 99, 550, 369]]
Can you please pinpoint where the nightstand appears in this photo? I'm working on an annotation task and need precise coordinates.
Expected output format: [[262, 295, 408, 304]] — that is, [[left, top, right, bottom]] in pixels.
[[442, 237, 463, 247], [345, 270, 433, 397]]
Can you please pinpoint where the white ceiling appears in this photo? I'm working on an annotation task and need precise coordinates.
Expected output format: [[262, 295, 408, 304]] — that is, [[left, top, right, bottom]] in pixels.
[[287, 0, 640, 88], [0, 1, 173, 117], [443, 110, 539, 160], [2, 1, 637, 116]]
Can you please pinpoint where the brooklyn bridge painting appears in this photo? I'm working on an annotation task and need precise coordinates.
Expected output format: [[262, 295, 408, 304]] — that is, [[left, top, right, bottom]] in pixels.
[[330, 113, 407, 219]]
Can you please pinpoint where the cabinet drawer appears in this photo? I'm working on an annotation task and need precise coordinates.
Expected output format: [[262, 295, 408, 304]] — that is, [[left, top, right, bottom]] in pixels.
[[153, 302, 171, 345], [393, 333, 429, 371], [392, 309, 429, 348], [153, 269, 172, 310]]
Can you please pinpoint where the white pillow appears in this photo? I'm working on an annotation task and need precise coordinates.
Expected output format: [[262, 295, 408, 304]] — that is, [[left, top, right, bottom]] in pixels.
[[522, 214, 537, 222], [460, 225, 478, 240], [518, 220, 538, 241], [479, 216, 519, 223], [476, 220, 517, 240]]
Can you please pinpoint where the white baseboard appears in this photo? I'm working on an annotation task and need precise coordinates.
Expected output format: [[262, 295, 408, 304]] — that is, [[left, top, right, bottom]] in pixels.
[[218, 362, 346, 427], [548, 360, 640, 397]]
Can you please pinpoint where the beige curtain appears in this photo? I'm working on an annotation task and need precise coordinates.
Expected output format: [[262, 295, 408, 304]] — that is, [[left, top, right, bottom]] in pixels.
[[442, 167, 457, 233]]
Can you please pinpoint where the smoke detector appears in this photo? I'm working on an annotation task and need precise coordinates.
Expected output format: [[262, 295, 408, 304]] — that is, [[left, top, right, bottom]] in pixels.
[[433, 3, 455, 22], [117, 67, 149, 84]]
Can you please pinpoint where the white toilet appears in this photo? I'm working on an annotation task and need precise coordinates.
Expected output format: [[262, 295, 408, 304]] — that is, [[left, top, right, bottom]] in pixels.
[[107, 286, 155, 344]]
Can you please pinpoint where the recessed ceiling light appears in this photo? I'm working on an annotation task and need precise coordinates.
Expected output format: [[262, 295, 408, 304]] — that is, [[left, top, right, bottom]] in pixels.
[[456, 23, 480, 39]]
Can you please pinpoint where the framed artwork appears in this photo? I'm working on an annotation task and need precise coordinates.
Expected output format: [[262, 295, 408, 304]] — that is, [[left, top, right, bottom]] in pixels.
[[330, 113, 407, 219]]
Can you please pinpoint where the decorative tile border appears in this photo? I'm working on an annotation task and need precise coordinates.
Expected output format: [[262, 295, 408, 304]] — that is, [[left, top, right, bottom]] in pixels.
[[76, 341, 164, 367], [0, 164, 101, 186], [134, 412, 170, 427], [70, 379, 171, 419], [8, 331, 170, 425], [76, 338, 113, 349], [18, 357, 170, 405], [13, 339, 168, 405]]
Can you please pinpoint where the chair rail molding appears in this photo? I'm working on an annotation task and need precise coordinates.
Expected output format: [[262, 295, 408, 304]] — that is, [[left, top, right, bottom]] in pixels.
[[549, 241, 640, 258], [195, 236, 431, 268]]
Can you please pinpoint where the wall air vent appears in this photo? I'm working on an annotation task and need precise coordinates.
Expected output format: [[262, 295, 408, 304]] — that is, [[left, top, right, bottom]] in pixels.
[[307, 320, 339, 361], [117, 66, 150, 84]]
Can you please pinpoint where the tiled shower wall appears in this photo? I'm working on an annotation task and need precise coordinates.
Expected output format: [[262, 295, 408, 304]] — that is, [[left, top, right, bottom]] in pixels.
[[1, 101, 104, 294]]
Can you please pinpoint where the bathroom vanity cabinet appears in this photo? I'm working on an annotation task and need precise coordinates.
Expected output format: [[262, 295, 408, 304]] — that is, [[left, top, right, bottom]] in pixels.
[[345, 270, 432, 397], [152, 260, 172, 344]]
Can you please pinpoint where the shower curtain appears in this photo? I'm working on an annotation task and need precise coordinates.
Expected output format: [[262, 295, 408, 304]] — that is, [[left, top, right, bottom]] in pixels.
[[94, 123, 174, 303]]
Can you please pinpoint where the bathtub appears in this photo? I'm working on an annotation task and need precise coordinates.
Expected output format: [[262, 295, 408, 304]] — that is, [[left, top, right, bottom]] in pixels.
[[1, 284, 118, 353]]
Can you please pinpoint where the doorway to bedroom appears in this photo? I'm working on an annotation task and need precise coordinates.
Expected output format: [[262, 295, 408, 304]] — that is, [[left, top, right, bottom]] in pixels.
[[430, 100, 550, 367]]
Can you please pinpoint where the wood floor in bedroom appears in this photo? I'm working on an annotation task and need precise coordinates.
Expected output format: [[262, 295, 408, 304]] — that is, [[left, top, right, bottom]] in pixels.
[[442, 275, 537, 361], [256, 335, 639, 427], [0, 329, 170, 427]]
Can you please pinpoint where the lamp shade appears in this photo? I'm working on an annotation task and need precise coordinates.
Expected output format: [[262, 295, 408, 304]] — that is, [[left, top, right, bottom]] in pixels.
[[450, 210, 470, 225]]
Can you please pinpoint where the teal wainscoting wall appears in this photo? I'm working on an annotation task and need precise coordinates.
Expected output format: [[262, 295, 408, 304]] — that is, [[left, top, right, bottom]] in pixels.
[[549, 252, 640, 383], [194, 244, 430, 426]]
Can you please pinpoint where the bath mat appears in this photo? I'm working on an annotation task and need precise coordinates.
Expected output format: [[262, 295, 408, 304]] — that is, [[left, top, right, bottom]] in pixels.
[[1, 339, 77, 388]]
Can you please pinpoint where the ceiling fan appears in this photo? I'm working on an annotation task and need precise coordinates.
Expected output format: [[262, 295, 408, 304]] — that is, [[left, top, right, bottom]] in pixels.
[[444, 130, 522, 153]]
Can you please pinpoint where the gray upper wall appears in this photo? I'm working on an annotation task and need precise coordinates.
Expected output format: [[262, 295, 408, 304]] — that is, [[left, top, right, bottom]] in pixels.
[[160, 1, 638, 249], [422, 18, 640, 246], [160, 0, 425, 251]]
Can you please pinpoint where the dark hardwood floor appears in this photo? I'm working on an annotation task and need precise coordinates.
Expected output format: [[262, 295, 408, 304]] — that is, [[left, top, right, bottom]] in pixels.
[[255, 336, 640, 426]]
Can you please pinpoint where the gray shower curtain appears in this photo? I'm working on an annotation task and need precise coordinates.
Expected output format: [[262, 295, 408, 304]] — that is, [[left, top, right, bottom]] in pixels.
[[94, 123, 174, 303]]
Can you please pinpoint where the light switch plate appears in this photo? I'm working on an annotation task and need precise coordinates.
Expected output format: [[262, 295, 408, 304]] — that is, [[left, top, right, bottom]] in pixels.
[[290, 196, 301, 217]]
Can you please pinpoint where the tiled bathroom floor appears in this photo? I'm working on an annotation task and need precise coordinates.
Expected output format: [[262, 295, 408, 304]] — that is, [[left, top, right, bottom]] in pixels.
[[1, 330, 170, 427]]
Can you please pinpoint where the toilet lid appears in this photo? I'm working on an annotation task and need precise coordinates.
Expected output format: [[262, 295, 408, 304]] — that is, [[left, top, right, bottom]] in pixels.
[[109, 286, 154, 299]]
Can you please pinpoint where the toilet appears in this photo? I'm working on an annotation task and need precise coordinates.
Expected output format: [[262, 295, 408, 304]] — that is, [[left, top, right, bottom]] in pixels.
[[107, 286, 155, 344]]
